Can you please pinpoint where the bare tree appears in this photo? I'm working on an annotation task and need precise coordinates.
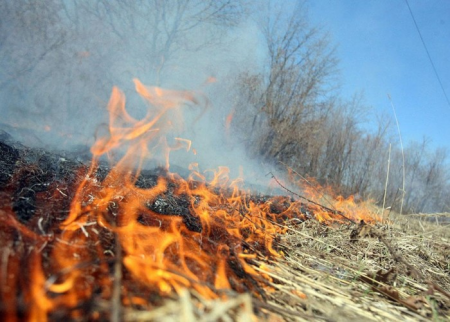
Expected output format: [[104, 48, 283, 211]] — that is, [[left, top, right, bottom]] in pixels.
[[234, 1, 338, 168], [416, 148, 448, 212], [70, 0, 247, 84], [0, 0, 67, 91], [319, 94, 369, 189]]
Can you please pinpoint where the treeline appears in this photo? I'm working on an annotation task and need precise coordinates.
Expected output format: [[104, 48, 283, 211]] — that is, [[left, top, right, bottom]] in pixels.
[[0, 0, 448, 213], [231, 3, 450, 214]]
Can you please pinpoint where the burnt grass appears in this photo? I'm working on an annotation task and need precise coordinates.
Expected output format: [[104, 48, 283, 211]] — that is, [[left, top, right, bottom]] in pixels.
[[0, 135, 287, 230], [0, 134, 309, 319]]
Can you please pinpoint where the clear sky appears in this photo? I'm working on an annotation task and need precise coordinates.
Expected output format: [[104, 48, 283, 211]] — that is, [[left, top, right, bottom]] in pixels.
[[307, 0, 450, 151]]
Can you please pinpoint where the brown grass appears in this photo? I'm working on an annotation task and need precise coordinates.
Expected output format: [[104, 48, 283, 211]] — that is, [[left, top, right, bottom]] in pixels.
[[127, 212, 450, 321]]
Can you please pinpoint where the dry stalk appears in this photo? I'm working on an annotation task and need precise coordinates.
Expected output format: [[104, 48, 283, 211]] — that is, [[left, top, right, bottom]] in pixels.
[[388, 94, 406, 215], [378, 233, 450, 302], [269, 172, 355, 223], [111, 234, 123, 322], [382, 143, 391, 219]]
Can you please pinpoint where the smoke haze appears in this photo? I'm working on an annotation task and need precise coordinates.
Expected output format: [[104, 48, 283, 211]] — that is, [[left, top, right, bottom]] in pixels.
[[0, 0, 282, 192]]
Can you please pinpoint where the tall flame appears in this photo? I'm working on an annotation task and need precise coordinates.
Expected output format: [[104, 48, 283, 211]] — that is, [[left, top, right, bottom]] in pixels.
[[0, 79, 379, 320], [44, 79, 286, 310]]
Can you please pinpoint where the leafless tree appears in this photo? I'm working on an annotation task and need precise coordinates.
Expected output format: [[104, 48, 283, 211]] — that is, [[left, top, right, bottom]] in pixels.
[[0, 0, 67, 91], [70, 0, 247, 84], [231, 2, 450, 213], [233, 1, 338, 167]]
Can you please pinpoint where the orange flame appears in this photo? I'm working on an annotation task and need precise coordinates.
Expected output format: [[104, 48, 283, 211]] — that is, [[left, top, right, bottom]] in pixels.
[[0, 78, 380, 320], [288, 172, 379, 223], [49, 79, 287, 307], [225, 109, 234, 138]]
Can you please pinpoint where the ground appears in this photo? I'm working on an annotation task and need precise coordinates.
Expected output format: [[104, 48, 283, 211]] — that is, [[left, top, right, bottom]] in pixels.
[[136, 213, 450, 321]]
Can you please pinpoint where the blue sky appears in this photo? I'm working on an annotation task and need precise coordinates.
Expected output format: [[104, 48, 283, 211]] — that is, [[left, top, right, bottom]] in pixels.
[[307, 0, 450, 151]]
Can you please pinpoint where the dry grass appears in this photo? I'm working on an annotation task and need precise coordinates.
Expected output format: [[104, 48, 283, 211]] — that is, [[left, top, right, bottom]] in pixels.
[[128, 212, 450, 321], [260, 215, 450, 321]]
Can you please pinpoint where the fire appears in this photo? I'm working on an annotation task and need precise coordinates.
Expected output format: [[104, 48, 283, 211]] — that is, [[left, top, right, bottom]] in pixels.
[[287, 171, 379, 223], [0, 79, 379, 320], [225, 109, 234, 136]]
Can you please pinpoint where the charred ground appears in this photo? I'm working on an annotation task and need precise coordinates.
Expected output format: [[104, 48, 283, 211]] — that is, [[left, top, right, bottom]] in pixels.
[[0, 134, 449, 321]]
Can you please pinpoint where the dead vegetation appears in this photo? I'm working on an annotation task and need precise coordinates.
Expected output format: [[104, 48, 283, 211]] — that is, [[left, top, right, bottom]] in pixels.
[[262, 216, 450, 321], [127, 213, 450, 321]]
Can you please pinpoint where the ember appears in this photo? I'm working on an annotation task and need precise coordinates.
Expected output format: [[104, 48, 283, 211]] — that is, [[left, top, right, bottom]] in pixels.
[[0, 80, 376, 320]]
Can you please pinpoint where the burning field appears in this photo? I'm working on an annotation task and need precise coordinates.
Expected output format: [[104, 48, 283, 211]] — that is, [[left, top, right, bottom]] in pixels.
[[1, 80, 449, 321]]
